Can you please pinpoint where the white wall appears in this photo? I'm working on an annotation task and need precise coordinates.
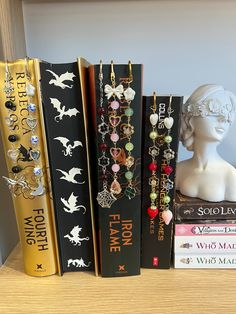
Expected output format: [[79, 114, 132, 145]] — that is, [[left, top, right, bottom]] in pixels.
[[23, 0, 236, 165]]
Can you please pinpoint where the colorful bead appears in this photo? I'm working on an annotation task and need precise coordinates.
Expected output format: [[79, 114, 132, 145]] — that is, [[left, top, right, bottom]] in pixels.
[[27, 103, 36, 112], [110, 132, 119, 142], [149, 163, 157, 171], [110, 100, 119, 110], [33, 167, 41, 176], [164, 135, 172, 143], [111, 164, 120, 173], [100, 174, 108, 180], [31, 135, 39, 145], [12, 166, 21, 173], [149, 131, 158, 140], [125, 171, 133, 180], [147, 206, 159, 219], [99, 143, 108, 151], [125, 142, 134, 151], [125, 108, 134, 117], [150, 192, 157, 200], [8, 135, 18, 142], [163, 195, 171, 204], [5, 101, 16, 111], [97, 107, 105, 115], [163, 165, 173, 175]]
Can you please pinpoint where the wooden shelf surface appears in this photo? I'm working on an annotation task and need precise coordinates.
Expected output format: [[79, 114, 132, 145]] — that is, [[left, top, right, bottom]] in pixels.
[[0, 245, 236, 313]]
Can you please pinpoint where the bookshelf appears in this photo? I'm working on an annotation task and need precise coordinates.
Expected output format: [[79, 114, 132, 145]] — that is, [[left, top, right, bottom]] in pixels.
[[1, 1, 236, 312], [0, 244, 236, 313]]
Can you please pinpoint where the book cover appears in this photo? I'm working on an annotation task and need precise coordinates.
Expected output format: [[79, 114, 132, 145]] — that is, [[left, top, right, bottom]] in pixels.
[[89, 62, 142, 277], [141, 95, 183, 268], [0, 59, 58, 276], [175, 191, 236, 220], [175, 254, 236, 268], [39, 59, 97, 274], [175, 235, 236, 254]]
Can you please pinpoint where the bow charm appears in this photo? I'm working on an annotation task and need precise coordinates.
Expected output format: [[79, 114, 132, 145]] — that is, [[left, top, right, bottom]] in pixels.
[[104, 84, 124, 99]]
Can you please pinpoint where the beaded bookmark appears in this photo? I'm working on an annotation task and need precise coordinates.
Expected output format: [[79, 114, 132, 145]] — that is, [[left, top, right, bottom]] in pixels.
[[107, 61, 123, 196], [97, 61, 117, 208], [162, 95, 174, 225], [123, 61, 136, 200], [3, 62, 29, 195], [147, 92, 160, 219], [25, 58, 45, 196]]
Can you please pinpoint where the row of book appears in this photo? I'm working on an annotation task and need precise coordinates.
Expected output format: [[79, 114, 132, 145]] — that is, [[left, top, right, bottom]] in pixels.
[[1, 58, 235, 276], [0, 58, 184, 277]]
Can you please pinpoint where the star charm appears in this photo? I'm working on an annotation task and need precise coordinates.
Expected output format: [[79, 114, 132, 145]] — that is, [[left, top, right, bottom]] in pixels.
[[97, 188, 117, 208], [148, 145, 160, 158], [98, 122, 109, 135], [98, 155, 110, 167]]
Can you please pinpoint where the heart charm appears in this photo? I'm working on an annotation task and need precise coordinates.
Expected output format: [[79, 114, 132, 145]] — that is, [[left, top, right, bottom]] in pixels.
[[7, 149, 20, 162], [164, 117, 174, 129], [30, 150, 40, 161], [147, 207, 159, 219], [26, 117, 37, 129], [150, 113, 158, 126], [110, 148, 122, 160], [109, 115, 121, 127], [110, 179, 122, 195], [162, 209, 173, 225]]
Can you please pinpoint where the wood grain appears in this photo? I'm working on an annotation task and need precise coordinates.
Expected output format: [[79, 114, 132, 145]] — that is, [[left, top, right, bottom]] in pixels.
[[0, 0, 26, 60], [1, 244, 236, 314]]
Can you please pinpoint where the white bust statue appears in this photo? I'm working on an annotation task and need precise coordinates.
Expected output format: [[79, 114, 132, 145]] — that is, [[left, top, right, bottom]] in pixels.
[[176, 84, 236, 202]]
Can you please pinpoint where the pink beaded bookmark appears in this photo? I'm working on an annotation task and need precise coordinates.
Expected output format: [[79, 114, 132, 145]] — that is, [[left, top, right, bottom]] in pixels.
[[106, 61, 123, 196], [147, 92, 160, 219], [162, 95, 174, 225]]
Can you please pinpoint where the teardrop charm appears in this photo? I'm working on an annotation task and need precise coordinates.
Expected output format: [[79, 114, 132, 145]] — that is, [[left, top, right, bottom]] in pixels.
[[110, 179, 122, 195], [164, 117, 174, 129], [162, 209, 173, 225], [150, 113, 158, 126]]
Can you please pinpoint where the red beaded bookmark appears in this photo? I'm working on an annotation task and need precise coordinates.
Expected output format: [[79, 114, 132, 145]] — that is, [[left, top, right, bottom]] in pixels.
[[147, 92, 160, 220]]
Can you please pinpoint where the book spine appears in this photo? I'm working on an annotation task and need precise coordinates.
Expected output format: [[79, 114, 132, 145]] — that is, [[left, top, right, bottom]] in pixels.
[[175, 194, 236, 220], [89, 63, 142, 277], [39, 60, 95, 273], [175, 223, 236, 236], [175, 254, 236, 268], [141, 96, 182, 269], [0, 59, 57, 276], [175, 235, 236, 254]]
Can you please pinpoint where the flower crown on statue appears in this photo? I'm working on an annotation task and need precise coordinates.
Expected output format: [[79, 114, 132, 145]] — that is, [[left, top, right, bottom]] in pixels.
[[185, 98, 235, 123]]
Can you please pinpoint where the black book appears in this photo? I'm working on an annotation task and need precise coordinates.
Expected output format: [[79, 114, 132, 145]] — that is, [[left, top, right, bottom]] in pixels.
[[39, 59, 97, 274], [141, 95, 182, 269]]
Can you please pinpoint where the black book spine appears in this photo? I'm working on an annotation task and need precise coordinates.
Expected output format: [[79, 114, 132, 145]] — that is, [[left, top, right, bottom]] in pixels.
[[141, 95, 182, 268], [40, 61, 95, 273], [89, 63, 142, 277]]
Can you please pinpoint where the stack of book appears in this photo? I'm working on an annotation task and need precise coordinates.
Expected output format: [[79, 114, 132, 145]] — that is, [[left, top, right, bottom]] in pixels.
[[174, 192, 236, 268]]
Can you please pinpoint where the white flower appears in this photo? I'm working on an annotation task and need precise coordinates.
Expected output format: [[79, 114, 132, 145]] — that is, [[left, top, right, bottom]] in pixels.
[[124, 87, 135, 101]]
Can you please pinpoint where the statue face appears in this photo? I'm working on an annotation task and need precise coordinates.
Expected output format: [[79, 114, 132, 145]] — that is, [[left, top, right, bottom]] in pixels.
[[192, 115, 230, 143]]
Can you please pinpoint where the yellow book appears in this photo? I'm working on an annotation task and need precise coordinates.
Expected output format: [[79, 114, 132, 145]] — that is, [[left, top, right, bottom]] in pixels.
[[0, 59, 58, 276]]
